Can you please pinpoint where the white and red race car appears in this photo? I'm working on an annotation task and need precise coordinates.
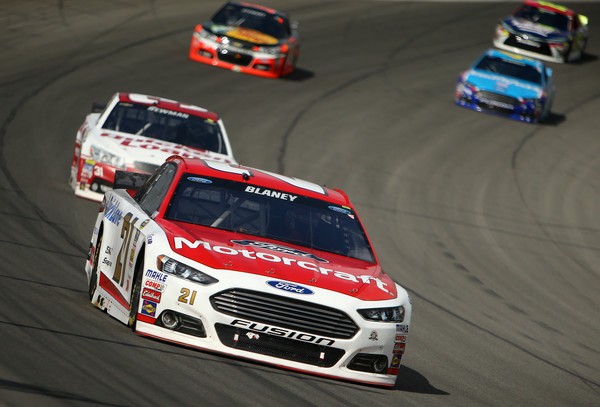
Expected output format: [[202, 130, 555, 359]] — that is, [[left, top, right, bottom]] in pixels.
[[69, 92, 236, 202], [86, 156, 412, 387]]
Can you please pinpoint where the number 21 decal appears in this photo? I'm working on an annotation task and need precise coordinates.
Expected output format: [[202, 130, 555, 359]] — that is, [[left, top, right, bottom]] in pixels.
[[178, 288, 197, 305]]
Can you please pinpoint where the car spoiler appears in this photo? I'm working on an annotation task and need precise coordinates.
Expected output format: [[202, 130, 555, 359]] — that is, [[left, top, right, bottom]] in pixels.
[[113, 171, 151, 192]]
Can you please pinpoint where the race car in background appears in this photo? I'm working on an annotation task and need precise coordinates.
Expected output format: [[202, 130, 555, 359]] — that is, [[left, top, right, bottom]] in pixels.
[[69, 92, 236, 202], [455, 49, 555, 123], [85, 156, 412, 387], [493, 0, 589, 63], [189, 1, 300, 78]]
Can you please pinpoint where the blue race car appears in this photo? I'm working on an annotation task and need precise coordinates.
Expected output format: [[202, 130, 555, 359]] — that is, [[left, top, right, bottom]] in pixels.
[[454, 49, 555, 123]]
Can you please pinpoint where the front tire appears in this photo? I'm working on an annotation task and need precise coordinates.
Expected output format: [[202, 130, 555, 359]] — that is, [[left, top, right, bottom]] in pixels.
[[128, 256, 144, 331], [88, 232, 102, 301]]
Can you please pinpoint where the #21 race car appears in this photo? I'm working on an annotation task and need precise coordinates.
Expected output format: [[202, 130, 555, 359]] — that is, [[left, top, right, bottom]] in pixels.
[[69, 92, 236, 202], [493, 0, 589, 63], [455, 48, 555, 123], [189, 1, 300, 79], [85, 156, 412, 387]]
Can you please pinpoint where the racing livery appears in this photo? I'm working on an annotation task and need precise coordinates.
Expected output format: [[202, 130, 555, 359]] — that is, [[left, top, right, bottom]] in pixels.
[[493, 1, 589, 63], [85, 157, 412, 386], [69, 93, 235, 202], [189, 2, 300, 78], [455, 49, 555, 123]]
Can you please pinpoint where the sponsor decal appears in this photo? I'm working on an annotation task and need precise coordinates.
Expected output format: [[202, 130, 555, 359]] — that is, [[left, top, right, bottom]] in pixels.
[[266, 280, 314, 295], [102, 257, 113, 267], [395, 334, 407, 343], [369, 331, 378, 341], [391, 354, 401, 368], [231, 319, 335, 346], [99, 132, 209, 159], [175, 237, 391, 294], [246, 332, 260, 340], [145, 269, 168, 282], [141, 300, 157, 317], [140, 219, 150, 229], [515, 35, 541, 48], [393, 342, 406, 353], [328, 205, 352, 216], [187, 176, 212, 184], [144, 279, 166, 292], [104, 246, 113, 255], [104, 196, 123, 225], [147, 235, 153, 245], [232, 240, 327, 263], [396, 324, 409, 334], [470, 70, 542, 92], [147, 106, 189, 119], [244, 186, 297, 201], [142, 288, 162, 303]]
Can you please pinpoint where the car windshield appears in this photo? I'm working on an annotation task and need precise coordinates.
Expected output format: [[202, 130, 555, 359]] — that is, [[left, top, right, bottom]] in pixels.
[[475, 56, 542, 84], [101, 102, 227, 154], [514, 5, 570, 31], [208, 3, 289, 40], [165, 175, 375, 263]]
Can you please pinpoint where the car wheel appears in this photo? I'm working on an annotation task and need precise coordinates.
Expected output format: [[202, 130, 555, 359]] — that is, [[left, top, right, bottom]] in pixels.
[[89, 232, 102, 301], [128, 256, 144, 331]]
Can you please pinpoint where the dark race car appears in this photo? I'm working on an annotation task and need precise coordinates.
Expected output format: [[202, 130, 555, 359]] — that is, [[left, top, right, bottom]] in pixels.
[[493, 0, 589, 63], [189, 2, 300, 78]]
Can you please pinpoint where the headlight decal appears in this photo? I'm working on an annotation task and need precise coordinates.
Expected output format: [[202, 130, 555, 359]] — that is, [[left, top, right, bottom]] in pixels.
[[157, 255, 218, 285]]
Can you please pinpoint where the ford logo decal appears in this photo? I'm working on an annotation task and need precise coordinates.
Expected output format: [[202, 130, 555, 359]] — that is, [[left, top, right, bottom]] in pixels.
[[267, 280, 314, 295]]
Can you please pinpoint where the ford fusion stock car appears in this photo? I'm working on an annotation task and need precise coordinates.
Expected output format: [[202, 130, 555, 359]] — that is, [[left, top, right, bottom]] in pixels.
[[493, 0, 589, 63], [85, 156, 412, 386], [69, 92, 235, 202], [189, 1, 300, 78], [455, 49, 555, 123]]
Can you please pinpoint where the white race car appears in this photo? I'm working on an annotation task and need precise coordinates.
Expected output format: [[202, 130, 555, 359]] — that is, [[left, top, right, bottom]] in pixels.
[[69, 92, 236, 202], [85, 156, 412, 387]]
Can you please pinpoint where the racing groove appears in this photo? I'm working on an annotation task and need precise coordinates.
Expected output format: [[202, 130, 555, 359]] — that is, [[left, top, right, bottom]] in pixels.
[[1, 1, 599, 406]]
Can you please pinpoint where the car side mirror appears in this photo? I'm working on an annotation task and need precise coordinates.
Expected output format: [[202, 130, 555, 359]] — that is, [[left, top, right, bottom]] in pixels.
[[113, 171, 150, 192], [91, 102, 106, 113]]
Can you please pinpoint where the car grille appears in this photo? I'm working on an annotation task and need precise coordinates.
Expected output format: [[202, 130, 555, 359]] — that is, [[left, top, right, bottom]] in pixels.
[[505, 34, 552, 56], [133, 161, 160, 174], [210, 288, 359, 339], [217, 48, 253, 66], [215, 323, 345, 367], [476, 91, 518, 114]]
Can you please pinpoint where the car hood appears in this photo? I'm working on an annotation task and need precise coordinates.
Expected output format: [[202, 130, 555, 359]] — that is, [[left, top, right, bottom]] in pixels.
[[208, 24, 281, 45], [158, 219, 398, 301], [90, 130, 233, 165], [503, 16, 568, 40], [465, 69, 542, 99]]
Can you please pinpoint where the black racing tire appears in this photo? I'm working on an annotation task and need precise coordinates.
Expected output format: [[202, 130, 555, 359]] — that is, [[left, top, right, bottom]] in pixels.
[[88, 232, 102, 301], [128, 253, 144, 331]]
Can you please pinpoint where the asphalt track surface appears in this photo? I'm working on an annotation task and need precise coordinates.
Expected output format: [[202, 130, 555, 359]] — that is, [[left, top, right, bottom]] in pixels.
[[1, 1, 600, 406]]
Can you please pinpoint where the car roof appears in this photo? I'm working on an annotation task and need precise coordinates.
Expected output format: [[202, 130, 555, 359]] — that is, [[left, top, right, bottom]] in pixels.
[[118, 92, 220, 122], [168, 156, 352, 206], [522, 0, 575, 17], [483, 48, 545, 69]]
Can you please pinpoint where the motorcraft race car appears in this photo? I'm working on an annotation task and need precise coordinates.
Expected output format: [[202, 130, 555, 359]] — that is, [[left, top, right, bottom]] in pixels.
[[189, 1, 300, 78], [455, 48, 555, 123], [69, 93, 235, 202], [85, 156, 412, 386], [493, 0, 589, 63]]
